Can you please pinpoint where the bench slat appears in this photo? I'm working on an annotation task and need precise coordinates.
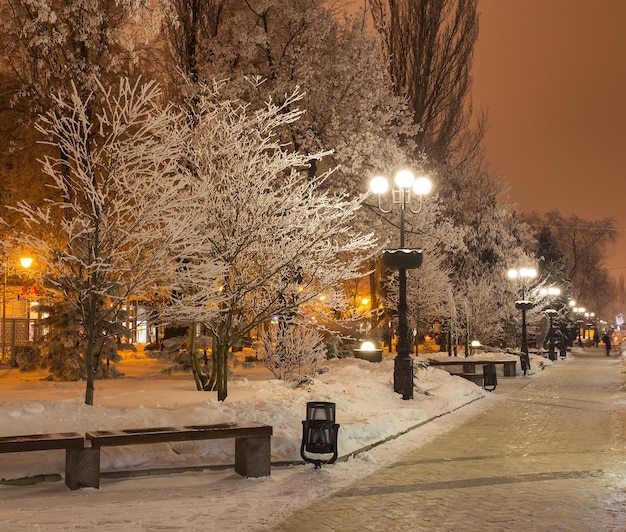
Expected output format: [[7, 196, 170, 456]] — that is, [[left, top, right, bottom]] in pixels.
[[0, 432, 84, 453], [86, 423, 272, 448], [428, 359, 515, 365], [429, 359, 517, 376]]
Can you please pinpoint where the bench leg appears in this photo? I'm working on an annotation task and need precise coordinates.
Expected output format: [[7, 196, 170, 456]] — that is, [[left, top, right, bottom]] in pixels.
[[462, 362, 476, 373], [65, 448, 100, 490], [235, 436, 271, 478], [503, 362, 516, 377]]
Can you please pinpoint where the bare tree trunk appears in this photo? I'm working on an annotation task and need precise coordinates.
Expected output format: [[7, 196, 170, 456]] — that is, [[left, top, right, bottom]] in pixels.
[[188, 324, 204, 391], [213, 342, 229, 401], [84, 293, 99, 405]]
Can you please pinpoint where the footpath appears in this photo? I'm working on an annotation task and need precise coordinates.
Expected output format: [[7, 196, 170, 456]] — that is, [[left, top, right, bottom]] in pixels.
[[273, 348, 626, 531]]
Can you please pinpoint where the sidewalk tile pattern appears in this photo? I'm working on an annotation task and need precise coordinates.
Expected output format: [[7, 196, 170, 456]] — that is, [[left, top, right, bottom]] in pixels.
[[273, 351, 626, 531]]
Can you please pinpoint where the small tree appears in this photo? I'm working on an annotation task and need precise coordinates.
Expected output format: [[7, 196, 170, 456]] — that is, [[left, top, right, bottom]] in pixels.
[[9, 78, 193, 405], [260, 325, 326, 382], [159, 83, 377, 400]]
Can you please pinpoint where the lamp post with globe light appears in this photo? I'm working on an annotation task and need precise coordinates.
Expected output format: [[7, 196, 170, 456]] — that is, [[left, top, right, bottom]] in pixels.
[[544, 309, 558, 360], [369, 169, 432, 400], [572, 306, 586, 345], [507, 267, 537, 374], [540, 286, 561, 360], [583, 311, 595, 342], [2, 256, 34, 366]]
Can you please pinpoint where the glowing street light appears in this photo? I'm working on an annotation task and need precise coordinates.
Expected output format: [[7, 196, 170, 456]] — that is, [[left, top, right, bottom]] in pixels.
[[369, 169, 432, 400], [539, 286, 561, 297]]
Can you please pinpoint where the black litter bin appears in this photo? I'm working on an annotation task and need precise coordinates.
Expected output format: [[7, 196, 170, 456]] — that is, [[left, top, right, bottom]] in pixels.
[[483, 363, 497, 391], [300, 401, 340, 469]]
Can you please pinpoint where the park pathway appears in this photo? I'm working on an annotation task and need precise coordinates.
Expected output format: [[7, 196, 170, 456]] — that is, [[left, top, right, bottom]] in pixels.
[[272, 349, 626, 531]]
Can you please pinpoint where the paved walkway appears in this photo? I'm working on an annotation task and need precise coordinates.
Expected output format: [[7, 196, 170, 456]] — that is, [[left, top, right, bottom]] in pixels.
[[273, 349, 626, 531]]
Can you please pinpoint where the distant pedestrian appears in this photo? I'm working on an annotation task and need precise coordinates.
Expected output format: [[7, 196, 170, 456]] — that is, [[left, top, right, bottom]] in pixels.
[[593, 329, 600, 348], [602, 333, 612, 356]]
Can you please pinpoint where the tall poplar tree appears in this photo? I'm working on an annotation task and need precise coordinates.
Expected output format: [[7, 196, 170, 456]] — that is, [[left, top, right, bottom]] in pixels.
[[370, 0, 482, 166]]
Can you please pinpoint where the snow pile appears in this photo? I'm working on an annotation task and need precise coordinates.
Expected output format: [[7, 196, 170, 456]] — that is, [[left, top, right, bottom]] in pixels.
[[0, 355, 487, 481]]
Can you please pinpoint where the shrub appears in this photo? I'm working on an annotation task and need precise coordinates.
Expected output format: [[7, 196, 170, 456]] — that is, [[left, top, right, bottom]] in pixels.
[[260, 325, 326, 381], [325, 335, 352, 359]]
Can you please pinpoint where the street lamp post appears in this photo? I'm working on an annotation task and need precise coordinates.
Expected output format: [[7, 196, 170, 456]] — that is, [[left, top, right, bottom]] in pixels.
[[544, 309, 558, 361], [1, 266, 6, 365], [1, 256, 34, 367], [507, 267, 537, 375], [573, 307, 585, 346], [370, 169, 432, 400], [540, 286, 561, 361]]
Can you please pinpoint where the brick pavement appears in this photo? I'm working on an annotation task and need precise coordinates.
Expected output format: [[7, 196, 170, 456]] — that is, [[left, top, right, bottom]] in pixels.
[[273, 349, 626, 531]]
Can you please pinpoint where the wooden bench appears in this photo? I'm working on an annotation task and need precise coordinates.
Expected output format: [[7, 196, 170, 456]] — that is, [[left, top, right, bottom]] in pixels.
[[0, 432, 85, 490], [66, 422, 272, 490], [428, 358, 517, 377], [462, 360, 517, 377]]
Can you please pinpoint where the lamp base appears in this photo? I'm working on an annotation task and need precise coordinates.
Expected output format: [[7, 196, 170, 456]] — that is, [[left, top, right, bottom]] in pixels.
[[394, 355, 414, 400]]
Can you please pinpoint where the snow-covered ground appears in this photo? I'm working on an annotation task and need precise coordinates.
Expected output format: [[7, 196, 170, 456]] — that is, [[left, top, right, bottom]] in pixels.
[[0, 349, 549, 531]]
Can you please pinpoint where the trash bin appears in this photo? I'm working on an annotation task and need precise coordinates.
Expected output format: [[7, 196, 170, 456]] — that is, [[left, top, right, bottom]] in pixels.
[[483, 363, 497, 391], [300, 401, 340, 469]]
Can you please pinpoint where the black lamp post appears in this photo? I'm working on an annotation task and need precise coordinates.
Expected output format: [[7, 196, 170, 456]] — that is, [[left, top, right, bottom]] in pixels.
[[573, 306, 585, 346], [370, 170, 431, 400], [544, 309, 558, 361], [2, 256, 34, 367], [508, 267, 537, 375]]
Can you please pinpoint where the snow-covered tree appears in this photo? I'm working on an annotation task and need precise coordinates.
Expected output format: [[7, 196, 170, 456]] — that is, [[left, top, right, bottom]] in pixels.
[[455, 275, 510, 350], [7, 78, 197, 405], [0, 0, 157, 254], [0, 0, 149, 113], [160, 82, 377, 401], [406, 250, 454, 349], [158, 0, 416, 190], [524, 210, 617, 314]]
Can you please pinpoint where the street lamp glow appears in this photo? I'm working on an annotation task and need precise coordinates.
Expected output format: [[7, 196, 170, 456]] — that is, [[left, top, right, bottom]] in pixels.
[[519, 267, 537, 279], [394, 169, 415, 189], [412, 176, 432, 195], [369, 175, 389, 194], [540, 286, 561, 296], [19, 257, 33, 269], [508, 267, 537, 280]]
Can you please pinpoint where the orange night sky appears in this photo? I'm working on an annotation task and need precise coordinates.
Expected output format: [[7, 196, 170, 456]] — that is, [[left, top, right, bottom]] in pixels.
[[472, 0, 626, 277]]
